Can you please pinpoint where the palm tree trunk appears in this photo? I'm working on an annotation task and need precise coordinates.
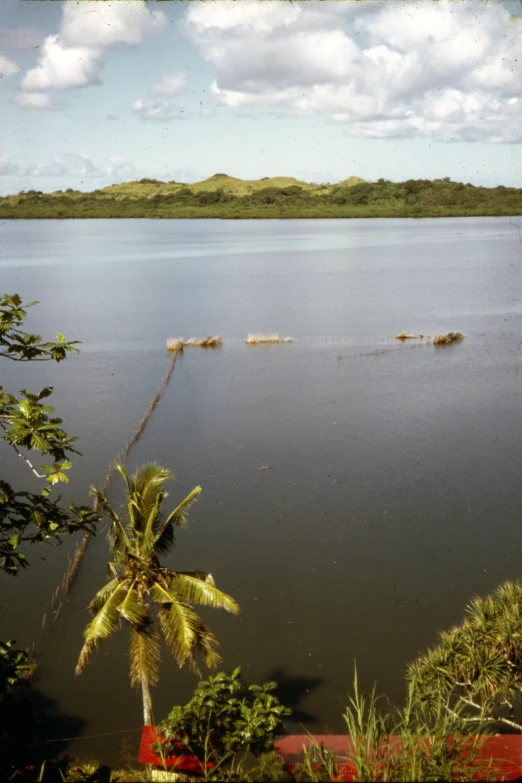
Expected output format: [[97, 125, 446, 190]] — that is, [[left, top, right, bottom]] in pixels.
[[142, 674, 153, 725]]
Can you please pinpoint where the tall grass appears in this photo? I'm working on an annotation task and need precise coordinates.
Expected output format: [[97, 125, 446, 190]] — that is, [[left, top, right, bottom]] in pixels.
[[286, 669, 501, 782], [337, 668, 497, 782]]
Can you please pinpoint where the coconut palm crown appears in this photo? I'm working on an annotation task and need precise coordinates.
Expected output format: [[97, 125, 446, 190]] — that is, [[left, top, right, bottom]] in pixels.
[[76, 463, 239, 724]]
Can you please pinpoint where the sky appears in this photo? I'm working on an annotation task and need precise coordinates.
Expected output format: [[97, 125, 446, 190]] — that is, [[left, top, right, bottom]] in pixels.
[[0, 0, 521, 195]]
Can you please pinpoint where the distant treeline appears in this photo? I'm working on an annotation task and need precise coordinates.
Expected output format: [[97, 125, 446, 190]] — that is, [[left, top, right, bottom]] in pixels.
[[1, 178, 521, 218]]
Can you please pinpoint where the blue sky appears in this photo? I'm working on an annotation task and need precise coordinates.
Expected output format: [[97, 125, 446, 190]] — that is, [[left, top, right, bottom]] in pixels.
[[1, 0, 521, 195]]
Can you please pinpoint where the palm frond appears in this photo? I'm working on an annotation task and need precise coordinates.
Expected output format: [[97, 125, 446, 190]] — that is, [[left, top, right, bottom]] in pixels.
[[116, 463, 137, 530], [130, 463, 172, 535], [117, 581, 148, 627], [203, 645, 222, 671], [169, 572, 239, 615], [76, 582, 127, 674], [108, 560, 120, 579], [154, 486, 202, 554], [89, 576, 122, 613], [129, 623, 161, 689], [150, 580, 174, 605], [94, 488, 131, 554], [75, 638, 98, 678], [153, 517, 175, 557], [157, 597, 220, 670]]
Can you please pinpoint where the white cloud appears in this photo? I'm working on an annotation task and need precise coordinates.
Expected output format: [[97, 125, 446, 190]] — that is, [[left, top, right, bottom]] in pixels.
[[61, 0, 166, 48], [14, 91, 56, 110], [21, 35, 102, 91], [185, 0, 522, 143], [25, 153, 136, 180], [133, 98, 183, 122], [16, 1, 167, 101], [150, 72, 186, 98], [186, 1, 300, 34], [0, 53, 20, 78]]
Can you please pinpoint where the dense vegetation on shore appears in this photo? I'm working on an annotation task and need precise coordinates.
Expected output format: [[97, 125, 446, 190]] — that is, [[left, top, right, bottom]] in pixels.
[[1, 173, 521, 219]]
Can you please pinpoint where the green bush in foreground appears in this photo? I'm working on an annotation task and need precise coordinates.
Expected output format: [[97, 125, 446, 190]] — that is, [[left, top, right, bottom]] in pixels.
[[157, 667, 291, 780], [150, 665, 497, 782]]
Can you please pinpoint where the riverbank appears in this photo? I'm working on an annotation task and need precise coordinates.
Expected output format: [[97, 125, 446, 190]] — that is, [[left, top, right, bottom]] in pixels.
[[1, 205, 520, 219]]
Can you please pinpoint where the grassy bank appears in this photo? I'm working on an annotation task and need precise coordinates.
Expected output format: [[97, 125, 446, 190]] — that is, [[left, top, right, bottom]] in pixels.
[[1, 175, 521, 219]]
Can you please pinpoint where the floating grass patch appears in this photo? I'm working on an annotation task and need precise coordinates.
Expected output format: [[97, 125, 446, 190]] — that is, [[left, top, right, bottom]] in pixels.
[[433, 331, 466, 345], [184, 335, 223, 347], [395, 332, 424, 340], [246, 333, 294, 344], [166, 337, 184, 352]]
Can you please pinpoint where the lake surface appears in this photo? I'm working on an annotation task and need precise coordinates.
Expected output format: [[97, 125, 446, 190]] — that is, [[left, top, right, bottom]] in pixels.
[[1, 217, 522, 765]]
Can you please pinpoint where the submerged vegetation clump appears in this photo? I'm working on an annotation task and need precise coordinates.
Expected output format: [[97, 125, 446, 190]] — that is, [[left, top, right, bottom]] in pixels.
[[246, 333, 294, 344], [184, 335, 223, 347], [395, 333, 424, 340], [433, 331, 466, 345], [166, 337, 184, 352]]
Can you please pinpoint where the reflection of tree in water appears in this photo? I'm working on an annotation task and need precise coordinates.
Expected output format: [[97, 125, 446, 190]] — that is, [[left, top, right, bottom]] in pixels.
[[266, 667, 323, 728], [0, 683, 85, 779]]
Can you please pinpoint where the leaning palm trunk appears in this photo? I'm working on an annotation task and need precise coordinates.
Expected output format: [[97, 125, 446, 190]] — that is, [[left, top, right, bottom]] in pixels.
[[76, 464, 239, 725]]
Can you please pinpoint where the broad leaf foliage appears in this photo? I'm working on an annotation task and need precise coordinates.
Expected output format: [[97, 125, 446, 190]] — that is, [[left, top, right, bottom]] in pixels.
[[158, 668, 291, 769], [0, 294, 99, 574]]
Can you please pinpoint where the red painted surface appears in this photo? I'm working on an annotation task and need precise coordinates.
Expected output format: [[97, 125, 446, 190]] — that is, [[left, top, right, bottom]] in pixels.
[[275, 734, 522, 782], [138, 726, 215, 773], [139, 728, 522, 781]]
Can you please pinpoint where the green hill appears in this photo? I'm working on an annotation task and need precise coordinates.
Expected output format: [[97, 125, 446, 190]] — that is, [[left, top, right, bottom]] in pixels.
[[338, 176, 366, 187], [1, 175, 521, 219], [97, 172, 342, 200]]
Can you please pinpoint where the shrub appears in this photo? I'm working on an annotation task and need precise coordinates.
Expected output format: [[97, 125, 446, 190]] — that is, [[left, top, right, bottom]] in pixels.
[[409, 580, 522, 731], [197, 189, 228, 205], [157, 668, 291, 765]]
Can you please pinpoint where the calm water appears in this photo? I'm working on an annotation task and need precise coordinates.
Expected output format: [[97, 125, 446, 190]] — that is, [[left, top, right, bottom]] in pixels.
[[1, 218, 522, 764]]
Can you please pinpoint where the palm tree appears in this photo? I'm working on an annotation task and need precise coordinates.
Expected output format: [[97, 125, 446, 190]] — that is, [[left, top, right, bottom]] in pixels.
[[76, 463, 239, 725]]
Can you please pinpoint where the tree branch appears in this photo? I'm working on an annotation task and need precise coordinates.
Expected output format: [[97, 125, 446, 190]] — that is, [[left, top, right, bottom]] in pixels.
[[0, 353, 51, 362], [0, 422, 46, 479], [459, 696, 522, 732]]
